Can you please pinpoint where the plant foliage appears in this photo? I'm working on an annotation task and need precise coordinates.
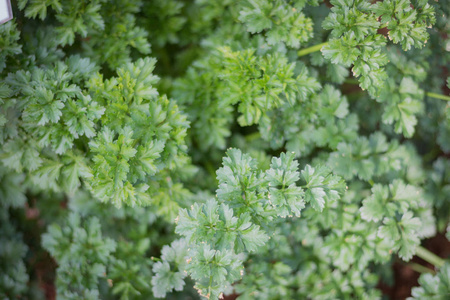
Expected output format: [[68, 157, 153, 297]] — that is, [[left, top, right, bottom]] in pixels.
[[0, 0, 449, 299]]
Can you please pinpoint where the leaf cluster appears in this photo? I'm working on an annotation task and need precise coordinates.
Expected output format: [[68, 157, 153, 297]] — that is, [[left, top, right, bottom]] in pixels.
[[0, 1, 449, 300]]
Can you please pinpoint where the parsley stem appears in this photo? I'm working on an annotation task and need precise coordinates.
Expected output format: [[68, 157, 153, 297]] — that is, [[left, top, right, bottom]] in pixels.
[[297, 42, 329, 57], [415, 246, 445, 268], [408, 262, 435, 274], [343, 81, 450, 101], [426, 92, 450, 101]]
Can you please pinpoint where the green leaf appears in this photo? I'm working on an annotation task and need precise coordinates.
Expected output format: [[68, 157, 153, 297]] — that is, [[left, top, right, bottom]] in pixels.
[[238, 1, 273, 33], [378, 211, 421, 261], [322, 36, 360, 67], [266, 152, 304, 217], [152, 262, 186, 298], [42, 213, 116, 298], [409, 262, 450, 299], [236, 213, 269, 252], [187, 244, 243, 300], [301, 165, 344, 211], [360, 184, 390, 222]]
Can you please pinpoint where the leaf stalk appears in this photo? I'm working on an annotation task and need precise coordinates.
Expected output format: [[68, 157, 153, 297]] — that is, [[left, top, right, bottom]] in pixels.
[[426, 92, 450, 101], [297, 42, 329, 57], [344, 80, 450, 102], [415, 246, 445, 268], [408, 262, 436, 274]]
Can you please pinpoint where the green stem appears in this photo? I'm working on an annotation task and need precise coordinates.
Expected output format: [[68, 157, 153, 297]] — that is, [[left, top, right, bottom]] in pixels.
[[426, 92, 450, 101], [408, 262, 436, 274], [415, 246, 445, 268], [343, 81, 450, 102], [297, 42, 329, 57]]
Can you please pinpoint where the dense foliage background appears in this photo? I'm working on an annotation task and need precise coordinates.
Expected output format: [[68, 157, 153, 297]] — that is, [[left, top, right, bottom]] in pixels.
[[0, 0, 449, 299]]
